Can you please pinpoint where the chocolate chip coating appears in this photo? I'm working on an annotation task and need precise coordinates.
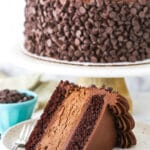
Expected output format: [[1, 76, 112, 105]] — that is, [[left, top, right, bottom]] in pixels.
[[25, 0, 150, 63]]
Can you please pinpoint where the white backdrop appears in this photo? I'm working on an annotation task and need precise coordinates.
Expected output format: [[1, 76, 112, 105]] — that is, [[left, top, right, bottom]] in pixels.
[[0, 1, 24, 60]]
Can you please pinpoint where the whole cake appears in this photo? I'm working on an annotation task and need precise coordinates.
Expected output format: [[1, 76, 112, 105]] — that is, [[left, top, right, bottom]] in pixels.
[[24, 0, 150, 63], [26, 81, 136, 150]]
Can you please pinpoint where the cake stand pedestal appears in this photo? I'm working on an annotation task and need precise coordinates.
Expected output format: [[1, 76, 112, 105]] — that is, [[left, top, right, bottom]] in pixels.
[[3, 44, 150, 111]]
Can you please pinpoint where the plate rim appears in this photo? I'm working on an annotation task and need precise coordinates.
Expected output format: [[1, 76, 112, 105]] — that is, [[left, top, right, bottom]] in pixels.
[[1, 119, 37, 150]]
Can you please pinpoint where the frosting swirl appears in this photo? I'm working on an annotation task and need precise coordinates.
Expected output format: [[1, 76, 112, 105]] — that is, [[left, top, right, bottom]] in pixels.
[[108, 94, 136, 148]]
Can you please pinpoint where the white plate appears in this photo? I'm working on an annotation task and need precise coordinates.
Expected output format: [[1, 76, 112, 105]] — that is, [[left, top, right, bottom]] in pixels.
[[1, 119, 37, 150], [1, 119, 150, 150]]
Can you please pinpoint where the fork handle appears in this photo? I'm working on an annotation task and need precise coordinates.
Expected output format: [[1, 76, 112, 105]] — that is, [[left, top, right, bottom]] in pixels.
[[11, 144, 18, 150]]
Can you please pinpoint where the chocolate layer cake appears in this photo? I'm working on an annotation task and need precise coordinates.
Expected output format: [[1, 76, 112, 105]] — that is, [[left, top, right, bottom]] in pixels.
[[24, 0, 150, 63], [26, 81, 136, 150]]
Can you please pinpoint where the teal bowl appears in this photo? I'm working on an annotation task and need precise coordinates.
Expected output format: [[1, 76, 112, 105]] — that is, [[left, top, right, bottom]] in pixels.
[[0, 90, 37, 135]]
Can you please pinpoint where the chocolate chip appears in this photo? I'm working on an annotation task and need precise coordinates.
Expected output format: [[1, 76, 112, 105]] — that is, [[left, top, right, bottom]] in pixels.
[[92, 29, 99, 35], [77, 56, 83, 62], [130, 8, 137, 15], [107, 87, 113, 92], [129, 56, 137, 62], [46, 39, 52, 47], [63, 25, 69, 32], [126, 41, 133, 49], [74, 50, 82, 57], [133, 25, 140, 32], [139, 11, 145, 18], [75, 38, 80, 46], [79, 6, 86, 15], [137, 31, 143, 37], [106, 27, 113, 34], [143, 7, 148, 13], [107, 19, 115, 27], [90, 56, 98, 63], [110, 50, 116, 56], [47, 27, 53, 34], [118, 36, 124, 42], [143, 33, 149, 40], [76, 30, 82, 38], [120, 56, 127, 61], [81, 43, 89, 50], [109, 11, 117, 18], [64, 31, 70, 38], [40, 0, 49, 5], [0, 90, 34, 104], [138, 0, 147, 5]]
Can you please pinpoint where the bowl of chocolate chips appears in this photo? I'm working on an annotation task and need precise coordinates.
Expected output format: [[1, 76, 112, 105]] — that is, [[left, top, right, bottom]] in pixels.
[[0, 89, 37, 134]]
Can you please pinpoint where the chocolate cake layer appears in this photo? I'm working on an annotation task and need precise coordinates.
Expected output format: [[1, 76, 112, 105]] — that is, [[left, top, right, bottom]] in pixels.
[[25, 81, 136, 150], [25, 0, 150, 63]]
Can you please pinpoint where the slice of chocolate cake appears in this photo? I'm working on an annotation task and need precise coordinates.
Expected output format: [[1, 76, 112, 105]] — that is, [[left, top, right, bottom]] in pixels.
[[26, 81, 136, 150]]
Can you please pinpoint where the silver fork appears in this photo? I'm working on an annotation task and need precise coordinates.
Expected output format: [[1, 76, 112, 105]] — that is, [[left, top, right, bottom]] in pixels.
[[11, 124, 34, 150]]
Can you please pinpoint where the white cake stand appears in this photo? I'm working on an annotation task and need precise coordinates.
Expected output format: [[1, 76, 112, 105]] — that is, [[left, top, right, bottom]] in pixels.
[[2, 44, 150, 111], [2, 44, 150, 77]]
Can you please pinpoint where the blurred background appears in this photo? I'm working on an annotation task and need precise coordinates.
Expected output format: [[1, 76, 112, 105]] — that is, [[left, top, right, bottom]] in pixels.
[[0, 1, 150, 123]]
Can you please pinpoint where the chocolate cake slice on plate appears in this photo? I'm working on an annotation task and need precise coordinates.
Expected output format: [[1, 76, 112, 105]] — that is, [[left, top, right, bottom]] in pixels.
[[26, 81, 136, 150]]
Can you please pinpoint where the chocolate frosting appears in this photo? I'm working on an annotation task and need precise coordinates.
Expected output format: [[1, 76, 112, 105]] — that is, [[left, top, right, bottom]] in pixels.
[[82, 87, 136, 149], [108, 94, 136, 148]]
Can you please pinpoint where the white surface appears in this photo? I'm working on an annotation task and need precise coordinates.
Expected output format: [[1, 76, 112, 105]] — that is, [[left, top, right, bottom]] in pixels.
[[132, 93, 150, 123], [1, 119, 150, 150], [0, 1, 24, 61], [2, 44, 150, 77], [2, 119, 36, 150]]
